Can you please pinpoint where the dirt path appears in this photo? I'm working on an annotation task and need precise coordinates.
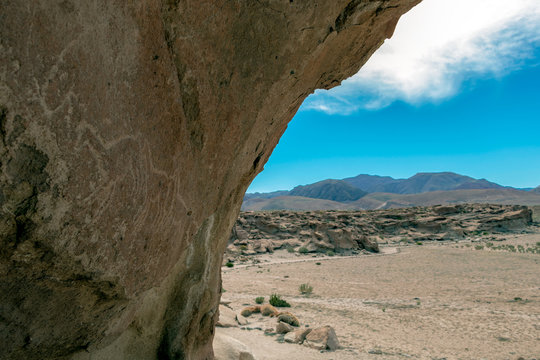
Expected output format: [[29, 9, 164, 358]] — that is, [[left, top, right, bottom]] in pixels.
[[222, 247, 401, 271]]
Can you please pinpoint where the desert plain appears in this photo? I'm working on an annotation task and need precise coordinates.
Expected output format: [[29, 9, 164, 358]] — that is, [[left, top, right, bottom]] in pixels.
[[217, 208, 540, 360]]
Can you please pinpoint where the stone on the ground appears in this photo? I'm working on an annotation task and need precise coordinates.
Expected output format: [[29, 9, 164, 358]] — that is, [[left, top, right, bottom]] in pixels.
[[284, 328, 312, 344], [214, 333, 256, 360], [303, 325, 340, 351], [260, 304, 279, 316], [277, 312, 300, 327], [236, 313, 249, 326], [217, 305, 238, 328], [276, 321, 294, 334], [240, 306, 261, 317]]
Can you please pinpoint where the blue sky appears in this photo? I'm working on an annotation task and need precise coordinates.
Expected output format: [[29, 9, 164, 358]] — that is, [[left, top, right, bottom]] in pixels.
[[248, 0, 540, 193]]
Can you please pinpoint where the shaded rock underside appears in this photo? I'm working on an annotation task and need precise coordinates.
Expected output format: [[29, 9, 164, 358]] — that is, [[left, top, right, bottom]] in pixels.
[[0, 0, 420, 359]]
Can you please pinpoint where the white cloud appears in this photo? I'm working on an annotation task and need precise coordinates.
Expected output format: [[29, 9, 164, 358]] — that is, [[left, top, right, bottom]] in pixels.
[[302, 0, 540, 114]]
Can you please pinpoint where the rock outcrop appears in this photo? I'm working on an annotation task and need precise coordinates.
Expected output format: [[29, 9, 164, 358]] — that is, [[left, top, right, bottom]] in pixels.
[[0, 1, 420, 359], [229, 205, 533, 254]]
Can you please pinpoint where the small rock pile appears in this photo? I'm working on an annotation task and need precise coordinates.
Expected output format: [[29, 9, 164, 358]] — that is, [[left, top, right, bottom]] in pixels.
[[217, 302, 340, 351]]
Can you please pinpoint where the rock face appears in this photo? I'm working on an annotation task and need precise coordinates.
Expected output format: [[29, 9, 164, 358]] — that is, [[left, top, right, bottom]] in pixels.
[[0, 1, 420, 359], [229, 205, 533, 254]]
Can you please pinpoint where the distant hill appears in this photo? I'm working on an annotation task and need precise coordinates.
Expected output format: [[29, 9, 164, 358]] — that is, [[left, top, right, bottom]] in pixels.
[[246, 172, 506, 202], [243, 190, 289, 200], [340, 174, 398, 193], [241, 189, 540, 211], [453, 179, 505, 190], [243, 172, 540, 211], [289, 179, 367, 202], [343, 172, 503, 194], [241, 196, 355, 211], [357, 188, 540, 209]]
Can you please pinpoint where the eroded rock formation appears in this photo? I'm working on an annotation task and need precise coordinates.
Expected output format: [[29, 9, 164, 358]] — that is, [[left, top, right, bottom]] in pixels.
[[0, 1, 420, 359], [229, 205, 533, 255]]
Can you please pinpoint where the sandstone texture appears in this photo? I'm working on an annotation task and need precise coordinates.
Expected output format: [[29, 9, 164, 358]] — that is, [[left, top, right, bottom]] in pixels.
[[229, 205, 533, 254], [213, 333, 256, 360], [303, 326, 340, 351], [284, 328, 312, 344], [276, 321, 295, 334], [0, 1, 420, 359]]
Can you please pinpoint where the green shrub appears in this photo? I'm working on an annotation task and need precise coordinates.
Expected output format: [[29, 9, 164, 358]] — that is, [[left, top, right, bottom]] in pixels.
[[475, 245, 484, 250], [269, 294, 291, 307], [415, 241, 423, 246], [299, 283, 313, 295], [315, 262, 321, 265], [225, 262, 234, 268], [326, 250, 335, 257], [286, 246, 295, 253], [255, 296, 264, 304], [298, 246, 309, 254]]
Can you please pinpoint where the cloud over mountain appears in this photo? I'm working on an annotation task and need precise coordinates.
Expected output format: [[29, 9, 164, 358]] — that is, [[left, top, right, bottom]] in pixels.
[[303, 0, 540, 114]]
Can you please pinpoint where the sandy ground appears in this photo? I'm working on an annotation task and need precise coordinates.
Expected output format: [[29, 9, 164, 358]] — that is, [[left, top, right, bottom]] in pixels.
[[219, 232, 540, 360]]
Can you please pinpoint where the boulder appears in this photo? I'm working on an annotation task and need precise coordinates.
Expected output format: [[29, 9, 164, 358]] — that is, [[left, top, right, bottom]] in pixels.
[[358, 235, 380, 253], [327, 228, 356, 249], [433, 205, 462, 215], [214, 333, 256, 360], [260, 304, 279, 317], [276, 321, 295, 334], [284, 328, 312, 344], [240, 306, 261, 317], [236, 313, 249, 326], [217, 305, 238, 328], [304, 326, 340, 351], [277, 312, 300, 327], [253, 239, 274, 253]]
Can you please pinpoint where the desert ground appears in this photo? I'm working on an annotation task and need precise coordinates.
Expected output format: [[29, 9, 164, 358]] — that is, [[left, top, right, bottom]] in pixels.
[[218, 232, 540, 360]]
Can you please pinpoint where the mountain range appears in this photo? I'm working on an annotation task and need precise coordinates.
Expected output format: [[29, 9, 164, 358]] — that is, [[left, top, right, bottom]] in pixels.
[[243, 172, 540, 211]]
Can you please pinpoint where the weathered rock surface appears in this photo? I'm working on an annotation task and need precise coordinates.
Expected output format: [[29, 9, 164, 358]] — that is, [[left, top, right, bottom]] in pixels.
[[217, 305, 238, 328], [303, 326, 340, 351], [277, 312, 300, 327], [240, 306, 261, 317], [229, 205, 533, 254], [276, 322, 295, 334], [0, 1, 420, 359], [260, 304, 279, 317], [213, 333, 256, 360], [284, 328, 312, 344]]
